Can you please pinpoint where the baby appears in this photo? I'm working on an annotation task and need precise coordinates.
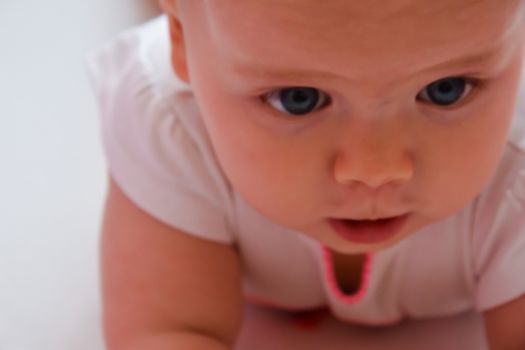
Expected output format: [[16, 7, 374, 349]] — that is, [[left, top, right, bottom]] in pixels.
[[88, 0, 525, 349]]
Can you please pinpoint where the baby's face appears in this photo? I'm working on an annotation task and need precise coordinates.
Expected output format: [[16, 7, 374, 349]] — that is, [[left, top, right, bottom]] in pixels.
[[168, 0, 525, 254]]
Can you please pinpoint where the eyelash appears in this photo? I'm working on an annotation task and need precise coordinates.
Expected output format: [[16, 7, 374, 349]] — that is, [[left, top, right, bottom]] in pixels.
[[416, 77, 480, 107], [258, 77, 482, 117], [263, 88, 331, 115]]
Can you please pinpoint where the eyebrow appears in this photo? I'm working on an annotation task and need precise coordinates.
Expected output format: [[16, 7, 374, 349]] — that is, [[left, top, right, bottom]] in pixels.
[[429, 44, 505, 72], [232, 44, 506, 81]]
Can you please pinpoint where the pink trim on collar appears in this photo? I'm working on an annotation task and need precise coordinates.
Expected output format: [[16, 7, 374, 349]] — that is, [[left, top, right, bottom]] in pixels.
[[322, 247, 374, 304]]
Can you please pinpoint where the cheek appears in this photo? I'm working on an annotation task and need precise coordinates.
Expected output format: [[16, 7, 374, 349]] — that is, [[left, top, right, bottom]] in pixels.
[[421, 92, 516, 219], [193, 85, 329, 226]]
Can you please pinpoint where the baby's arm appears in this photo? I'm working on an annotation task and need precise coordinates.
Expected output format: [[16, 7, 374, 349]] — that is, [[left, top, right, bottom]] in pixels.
[[483, 293, 525, 350], [100, 176, 243, 350]]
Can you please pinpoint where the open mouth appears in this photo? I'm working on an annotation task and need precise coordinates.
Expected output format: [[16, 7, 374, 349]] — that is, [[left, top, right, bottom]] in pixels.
[[327, 214, 409, 245]]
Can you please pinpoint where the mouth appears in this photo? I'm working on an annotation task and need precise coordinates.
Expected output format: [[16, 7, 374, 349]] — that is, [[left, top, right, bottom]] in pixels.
[[327, 214, 409, 245]]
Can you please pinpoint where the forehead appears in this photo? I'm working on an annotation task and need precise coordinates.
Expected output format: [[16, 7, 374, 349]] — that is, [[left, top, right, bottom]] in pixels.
[[195, 0, 524, 78]]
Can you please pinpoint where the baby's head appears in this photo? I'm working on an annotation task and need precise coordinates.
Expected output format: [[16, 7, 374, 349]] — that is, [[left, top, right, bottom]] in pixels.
[[161, 0, 525, 254]]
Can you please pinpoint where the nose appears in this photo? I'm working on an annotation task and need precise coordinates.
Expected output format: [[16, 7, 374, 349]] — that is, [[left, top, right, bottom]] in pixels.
[[333, 133, 414, 192]]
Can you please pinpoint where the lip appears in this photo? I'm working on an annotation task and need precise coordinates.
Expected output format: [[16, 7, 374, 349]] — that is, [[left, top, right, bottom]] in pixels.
[[327, 214, 409, 245]]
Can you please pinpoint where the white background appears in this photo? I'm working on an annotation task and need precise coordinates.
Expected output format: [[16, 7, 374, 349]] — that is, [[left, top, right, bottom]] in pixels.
[[0, 1, 160, 349]]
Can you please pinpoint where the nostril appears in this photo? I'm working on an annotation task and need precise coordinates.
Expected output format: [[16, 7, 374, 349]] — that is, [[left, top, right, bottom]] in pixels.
[[333, 154, 414, 190], [336, 177, 406, 196]]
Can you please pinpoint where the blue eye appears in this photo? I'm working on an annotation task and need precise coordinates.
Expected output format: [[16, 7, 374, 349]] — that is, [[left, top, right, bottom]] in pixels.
[[418, 77, 473, 106], [265, 87, 330, 115]]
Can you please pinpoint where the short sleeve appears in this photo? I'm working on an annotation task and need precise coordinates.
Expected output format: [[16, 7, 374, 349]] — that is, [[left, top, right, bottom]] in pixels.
[[85, 18, 235, 244], [473, 162, 525, 311]]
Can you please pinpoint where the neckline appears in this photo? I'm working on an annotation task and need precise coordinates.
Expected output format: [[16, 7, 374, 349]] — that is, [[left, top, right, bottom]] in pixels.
[[322, 247, 374, 304]]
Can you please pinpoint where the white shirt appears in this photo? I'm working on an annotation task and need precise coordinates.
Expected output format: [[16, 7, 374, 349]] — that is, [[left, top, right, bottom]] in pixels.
[[87, 16, 525, 325]]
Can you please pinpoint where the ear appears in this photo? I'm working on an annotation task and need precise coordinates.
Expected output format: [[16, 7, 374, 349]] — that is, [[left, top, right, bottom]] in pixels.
[[160, 0, 191, 83]]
